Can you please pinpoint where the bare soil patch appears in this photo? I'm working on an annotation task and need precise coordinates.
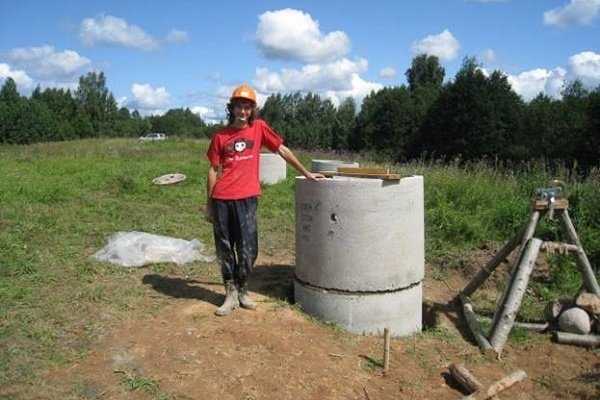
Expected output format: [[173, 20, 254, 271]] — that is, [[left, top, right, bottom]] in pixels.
[[21, 254, 600, 399]]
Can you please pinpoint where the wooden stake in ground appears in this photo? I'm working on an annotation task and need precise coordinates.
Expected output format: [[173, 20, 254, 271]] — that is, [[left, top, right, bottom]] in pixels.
[[383, 327, 391, 374], [460, 370, 527, 400], [489, 238, 542, 354]]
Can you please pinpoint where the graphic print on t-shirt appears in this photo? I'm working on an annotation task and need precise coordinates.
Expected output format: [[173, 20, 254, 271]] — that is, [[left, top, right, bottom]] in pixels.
[[225, 138, 254, 155]]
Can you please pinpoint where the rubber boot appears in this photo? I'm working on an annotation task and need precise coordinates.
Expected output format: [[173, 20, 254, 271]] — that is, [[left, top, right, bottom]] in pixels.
[[215, 281, 239, 316], [238, 282, 257, 310]]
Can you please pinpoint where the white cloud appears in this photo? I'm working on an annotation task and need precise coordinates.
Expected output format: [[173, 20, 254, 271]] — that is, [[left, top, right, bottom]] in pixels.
[[256, 8, 350, 63], [0, 63, 34, 91], [116, 96, 128, 108], [411, 29, 460, 61], [379, 67, 396, 79], [80, 15, 159, 50], [482, 49, 496, 64], [507, 68, 567, 101], [165, 29, 189, 44], [504, 51, 600, 101], [568, 51, 600, 87], [129, 83, 171, 113], [323, 74, 383, 107], [544, 0, 600, 27], [6, 45, 90, 79], [191, 105, 223, 124], [254, 58, 369, 93], [253, 57, 381, 107]]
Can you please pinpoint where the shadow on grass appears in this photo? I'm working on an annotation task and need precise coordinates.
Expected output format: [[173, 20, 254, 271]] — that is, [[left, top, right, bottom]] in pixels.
[[422, 299, 474, 344], [142, 263, 296, 306], [142, 274, 224, 306]]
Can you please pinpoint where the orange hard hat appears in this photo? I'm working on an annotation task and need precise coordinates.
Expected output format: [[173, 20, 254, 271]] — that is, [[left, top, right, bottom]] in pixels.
[[230, 83, 257, 104]]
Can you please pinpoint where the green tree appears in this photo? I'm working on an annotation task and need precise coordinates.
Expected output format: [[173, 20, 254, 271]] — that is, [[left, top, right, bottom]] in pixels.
[[405, 54, 445, 92], [0, 78, 27, 143], [75, 72, 118, 136], [420, 57, 524, 160], [334, 97, 356, 150], [353, 86, 416, 159]]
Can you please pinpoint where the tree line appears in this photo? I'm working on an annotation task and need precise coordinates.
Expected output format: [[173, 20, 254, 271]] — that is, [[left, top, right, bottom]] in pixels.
[[1, 56, 599, 168], [260, 56, 600, 169], [0, 72, 211, 144]]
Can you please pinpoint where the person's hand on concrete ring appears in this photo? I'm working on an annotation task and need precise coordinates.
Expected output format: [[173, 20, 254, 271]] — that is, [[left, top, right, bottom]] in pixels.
[[306, 172, 326, 181]]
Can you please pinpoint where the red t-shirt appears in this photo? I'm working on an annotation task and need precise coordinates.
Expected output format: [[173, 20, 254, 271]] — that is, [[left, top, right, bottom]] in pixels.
[[207, 119, 284, 200]]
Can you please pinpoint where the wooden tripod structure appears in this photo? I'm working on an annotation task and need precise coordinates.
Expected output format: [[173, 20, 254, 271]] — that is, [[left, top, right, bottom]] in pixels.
[[459, 196, 600, 356]]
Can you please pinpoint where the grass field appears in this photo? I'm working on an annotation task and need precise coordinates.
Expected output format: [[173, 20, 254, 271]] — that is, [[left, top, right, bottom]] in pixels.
[[1, 138, 599, 395]]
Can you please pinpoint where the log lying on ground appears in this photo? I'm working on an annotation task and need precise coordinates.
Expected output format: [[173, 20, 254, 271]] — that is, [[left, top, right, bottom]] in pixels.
[[461, 370, 527, 400], [459, 295, 493, 352], [449, 363, 483, 394], [513, 321, 549, 332], [553, 331, 600, 348], [478, 315, 549, 332]]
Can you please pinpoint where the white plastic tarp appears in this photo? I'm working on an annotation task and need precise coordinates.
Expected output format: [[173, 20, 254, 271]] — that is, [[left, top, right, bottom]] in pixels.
[[92, 231, 214, 267]]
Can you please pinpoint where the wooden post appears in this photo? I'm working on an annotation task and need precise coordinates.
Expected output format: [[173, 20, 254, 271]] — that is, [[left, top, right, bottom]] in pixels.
[[560, 209, 600, 295], [449, 363, 483, 394], [490, 211, 540, 330], [554, 331, 600, 348], [383, 327, 391, 374], [461, 370, 527, 400], [461, 227, 524, 298], [489, 238, 542, 355], [459, 295, 493, 352]]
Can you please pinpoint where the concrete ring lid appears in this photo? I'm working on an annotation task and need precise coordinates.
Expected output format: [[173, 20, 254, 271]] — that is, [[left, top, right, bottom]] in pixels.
[[152, 173, 187, 185]]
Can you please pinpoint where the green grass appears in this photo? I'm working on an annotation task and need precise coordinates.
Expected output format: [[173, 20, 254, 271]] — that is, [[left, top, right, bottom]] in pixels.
[[1, 138, 600, 393]]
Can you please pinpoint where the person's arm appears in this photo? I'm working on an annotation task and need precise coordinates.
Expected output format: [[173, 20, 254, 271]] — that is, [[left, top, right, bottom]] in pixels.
[[277, 145, 325, 181], [204, 164, 218, 222]]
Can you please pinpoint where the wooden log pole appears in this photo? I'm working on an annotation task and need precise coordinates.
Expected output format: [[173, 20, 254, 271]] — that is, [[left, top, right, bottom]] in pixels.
[[553, 331, 600, 348], [383, 327, 391, 374], [449, 363, 483, 394], [461, 227, 524, 298], [540, 241, 580, 254], [560, 210, 600, 295], [490, 211, 540, 330], [459, 295, 493, 352], [489, 238, 542, 355], [461, 370, 527, 400], [512, 321, 549, 332]]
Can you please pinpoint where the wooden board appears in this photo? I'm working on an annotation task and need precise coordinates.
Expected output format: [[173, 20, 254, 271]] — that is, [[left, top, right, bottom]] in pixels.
[[531, 198, 569, 210], [337, 167, 389, 174], [320, 167, 402, 180], [320, 171, 402, 180]]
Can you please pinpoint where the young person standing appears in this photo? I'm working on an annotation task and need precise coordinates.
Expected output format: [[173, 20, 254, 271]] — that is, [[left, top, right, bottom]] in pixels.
[[205, 84, 323, 316]]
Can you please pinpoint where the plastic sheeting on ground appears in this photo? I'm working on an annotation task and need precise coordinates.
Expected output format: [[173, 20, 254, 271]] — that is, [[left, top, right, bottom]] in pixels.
[[92, 231, 214, 267]]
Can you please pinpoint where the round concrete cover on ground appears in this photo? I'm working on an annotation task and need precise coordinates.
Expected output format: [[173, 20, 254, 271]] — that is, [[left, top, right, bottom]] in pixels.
[[152, 173, 187, 185]]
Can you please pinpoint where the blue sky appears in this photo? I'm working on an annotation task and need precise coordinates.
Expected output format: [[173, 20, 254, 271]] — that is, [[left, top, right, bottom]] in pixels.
[[1, 0, 600, 122]]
